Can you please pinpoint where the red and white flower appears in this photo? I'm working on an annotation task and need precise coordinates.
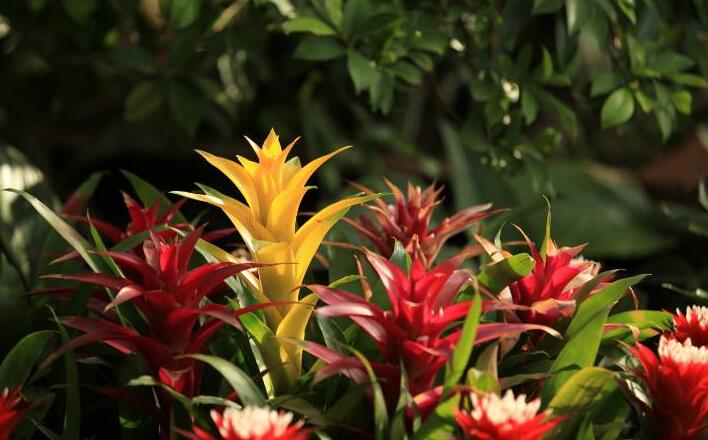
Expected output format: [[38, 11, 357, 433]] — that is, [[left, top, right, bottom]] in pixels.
[[627, 336, 708, 439], [193, 406, 308, 440], [0, 388, 28, 440], [669, 306, 708, 347], [455, 390, 560, 440]]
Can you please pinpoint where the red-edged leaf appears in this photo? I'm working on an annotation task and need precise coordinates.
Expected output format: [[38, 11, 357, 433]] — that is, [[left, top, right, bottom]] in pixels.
[[42, 273, 132, 291]]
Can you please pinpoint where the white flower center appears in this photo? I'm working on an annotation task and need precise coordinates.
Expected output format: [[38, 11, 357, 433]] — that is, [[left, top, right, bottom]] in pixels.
[[214, 406, 295, 438], [471, 390, 543, 426], [678, 305, 708, 327], [658, 337, 708, 364]]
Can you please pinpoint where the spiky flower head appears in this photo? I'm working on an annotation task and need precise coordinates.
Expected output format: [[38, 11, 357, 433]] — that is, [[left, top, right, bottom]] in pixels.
[[347, 180, 494, 266], [193, 406, 308, 440], [43, 228, 265, 397], [175, 130, 372, 391], [627, 336, 708, 439], [507, 235, 601, 328], [0, 388, 28, 440], [670, 305, 708, 347], [455, 390, 560, 440]]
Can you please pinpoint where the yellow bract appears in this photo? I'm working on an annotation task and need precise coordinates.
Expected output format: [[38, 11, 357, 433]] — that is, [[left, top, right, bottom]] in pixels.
[[175, 129, 371, 392]]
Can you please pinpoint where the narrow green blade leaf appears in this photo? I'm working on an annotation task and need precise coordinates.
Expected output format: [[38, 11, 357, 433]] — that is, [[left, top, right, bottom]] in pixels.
[[541, 275, 646, 401], [444, 293, 482, 390], [187, 354, 266, 407], [0, 330, 56, 388]]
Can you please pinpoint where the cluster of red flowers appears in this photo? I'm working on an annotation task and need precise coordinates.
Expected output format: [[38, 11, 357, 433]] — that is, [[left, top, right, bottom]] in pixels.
[[20, 176, 707, 440], [626, 306, 708, 439]]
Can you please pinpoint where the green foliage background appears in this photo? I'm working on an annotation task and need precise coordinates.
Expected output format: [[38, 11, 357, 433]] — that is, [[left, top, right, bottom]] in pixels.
[[1, 0, 707, 328]]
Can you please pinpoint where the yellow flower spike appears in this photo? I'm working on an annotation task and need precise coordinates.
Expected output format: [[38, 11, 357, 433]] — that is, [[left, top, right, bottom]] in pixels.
[[175, 129, 373, 394]]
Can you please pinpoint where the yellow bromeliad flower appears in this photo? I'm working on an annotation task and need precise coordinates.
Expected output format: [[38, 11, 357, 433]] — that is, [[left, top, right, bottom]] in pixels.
[[174, 129, 371, 393]]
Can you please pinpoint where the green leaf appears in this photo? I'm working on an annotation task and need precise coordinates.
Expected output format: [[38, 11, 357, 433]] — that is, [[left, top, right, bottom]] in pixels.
[[649, 52, 694, 76], [547, 367, 617, 438], [283, 16, 336, 36], [412, 395, 459, 440], [341, 0, 368, 38], [541, 275, 646, 401], [669, 73, 708, 88], [671, 90, 692, 115], [293, 36, 345, 61], [476, 253, 535, 294], [62, 0, 96, 24], [370, 70, 394, 113], [521, 90, 539, 125], [533, 0, 563, 15], [510, 162, 677, 258], [583, 7, 608, 50], [602, 310, 672, 343], [187, 354, 266, 407], [348, 348, 388, 440], [444, 293, 482, 390], [108, 47, 158, 75], [531, 87, 578, 137], [62, 171, 105, 216], [48, 306, 80, 440], [634, 89, 655, 113], [316, 314, 348, 352], [541, 46, 554, 79], [0, 145, 57, 287], [347, 50, 377, 93], [408, 52, 434, 72], [168, 80, 202, 137], [4, 189, 100, 272], [390, 61, 423, 85], [590, 71, 621, 97], [565, 0, 592, 34], [121, 170, 187, 223], [616, 0, 636, 24], [312, 0, 342, 28], [601, 88, 634, 128], [164, 0, 202, 28], [389, 240, 410, 272], [0, 330, 55, 388], [124, 81, 165, 122]]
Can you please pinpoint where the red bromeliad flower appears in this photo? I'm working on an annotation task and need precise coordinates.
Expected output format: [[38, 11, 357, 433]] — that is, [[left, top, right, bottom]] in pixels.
[[455, 390, 561, 440], [192, 406, 309, 440], [43, 227, 266, 397], [499, 235, 601, 328], [669, 306, 708, 347], [304, 250, 558, 410], [347, 180, 496, 266], [0, 388, 28, 440], [65, 192, 232, 248], [626, 336, 708, 439]]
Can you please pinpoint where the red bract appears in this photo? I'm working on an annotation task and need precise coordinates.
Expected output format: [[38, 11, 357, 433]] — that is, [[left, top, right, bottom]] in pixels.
[[305, 250, 559, 408], [347, 181, 496, 265], [506, 236, 599, 328], [43, 227, 265, 397], [66, 192, 187, 245], [669, 306, 708, 347], [65, 192, 232, 248], [455, 390, 560, 440], [627, 337, 708, 439], [0, 388, 28, 440], [192, 407, 309, 440]]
